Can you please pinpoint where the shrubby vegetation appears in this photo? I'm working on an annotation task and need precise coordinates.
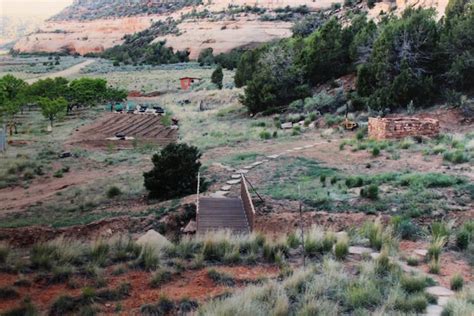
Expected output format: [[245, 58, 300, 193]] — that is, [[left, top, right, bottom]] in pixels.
[[236, 0, 473, 114]]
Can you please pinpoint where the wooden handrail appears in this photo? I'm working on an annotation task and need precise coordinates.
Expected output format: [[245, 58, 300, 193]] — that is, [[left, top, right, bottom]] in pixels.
[[240, 174, 256, 231]]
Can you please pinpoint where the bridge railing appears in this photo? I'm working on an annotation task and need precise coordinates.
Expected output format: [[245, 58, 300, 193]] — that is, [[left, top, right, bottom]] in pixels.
[[240, 175, 256, 231]]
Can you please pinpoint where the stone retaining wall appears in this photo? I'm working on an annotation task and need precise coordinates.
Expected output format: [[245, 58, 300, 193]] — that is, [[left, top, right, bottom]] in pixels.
[[368, 117, 440, 140]]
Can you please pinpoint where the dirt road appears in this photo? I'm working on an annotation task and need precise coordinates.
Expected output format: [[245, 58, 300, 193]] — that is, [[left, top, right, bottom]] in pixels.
[[25, 59, 95, 84]]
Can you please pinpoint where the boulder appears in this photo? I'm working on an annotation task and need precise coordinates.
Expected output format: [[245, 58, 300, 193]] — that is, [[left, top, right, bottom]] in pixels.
[[281, 122, 293, 129], [136, 230, 171, 250]]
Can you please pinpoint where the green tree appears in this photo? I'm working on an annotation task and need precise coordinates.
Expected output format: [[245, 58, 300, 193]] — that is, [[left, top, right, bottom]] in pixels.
[[68, 78, 108, 111], [28, 77, 69, 100], [241, 44, 310, 114], [2, 100, 20, 136], [197, 47, 215, 66], [356, 8, 440, 110], [105, 87, 128, 103], [211, 65, 224, 89], [143, 143, 203, 200], [234, 49, 261, 88], [38, 97, 68, 128], [439, 0, 473, 94], [0, 75, 28, 134], [302, 18, 350, 84]]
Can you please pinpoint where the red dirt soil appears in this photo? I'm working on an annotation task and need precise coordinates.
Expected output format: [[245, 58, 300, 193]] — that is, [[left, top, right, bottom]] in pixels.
[[0, 265, 278, 315], [399, 240, 472, 288]]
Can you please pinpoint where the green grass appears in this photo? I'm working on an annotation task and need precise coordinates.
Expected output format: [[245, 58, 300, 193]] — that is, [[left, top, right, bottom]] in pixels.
[[258, 156, 466, 215]]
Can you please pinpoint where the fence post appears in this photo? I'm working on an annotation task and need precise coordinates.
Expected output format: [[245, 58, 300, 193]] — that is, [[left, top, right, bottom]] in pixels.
[[196, 172, 200, 232], [0, 124, 6, 152]]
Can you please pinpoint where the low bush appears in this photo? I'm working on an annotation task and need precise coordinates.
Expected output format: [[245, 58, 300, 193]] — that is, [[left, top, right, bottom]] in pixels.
[[450, 274, 464, 291], [400, 275, 428, 293], [455, 221, 473, 250], [259, 130, 272, 140], [406, 256, 420, 266], [394, 293, 428, 313], [345, 176, 364, 188], [207, 269, 235, 286], [443, 150, 469, 164], [345, 282, 381, 310], [106, 186, 122, 198], [0, 286, 19, 299], [372, 146, 380, 157], [360, 184, 379, 200], [392, 217, 421, 241], [140, 295, 175, 316]]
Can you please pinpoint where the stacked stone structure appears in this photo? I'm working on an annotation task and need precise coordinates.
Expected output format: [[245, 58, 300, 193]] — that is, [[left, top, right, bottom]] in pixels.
[[368, 117, 440, 140]]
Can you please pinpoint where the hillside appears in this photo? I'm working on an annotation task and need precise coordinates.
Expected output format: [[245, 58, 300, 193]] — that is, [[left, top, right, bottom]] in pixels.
[[13, 0, 449, 58]]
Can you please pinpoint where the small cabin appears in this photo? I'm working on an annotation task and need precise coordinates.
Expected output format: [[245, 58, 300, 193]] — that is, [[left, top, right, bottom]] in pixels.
[[179, 77, 201, 91]]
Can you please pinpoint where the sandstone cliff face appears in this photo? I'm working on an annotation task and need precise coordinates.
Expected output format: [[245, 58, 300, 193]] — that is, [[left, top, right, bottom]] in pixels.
[[368, 0, 448, 20], [13, 16, 153, 55], [13, 0, 448, 57]]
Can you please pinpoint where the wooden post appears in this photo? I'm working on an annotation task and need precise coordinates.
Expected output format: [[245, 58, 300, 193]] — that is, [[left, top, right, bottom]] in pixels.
[[298, 185, 305, 268], [196, 172, 200, 232]]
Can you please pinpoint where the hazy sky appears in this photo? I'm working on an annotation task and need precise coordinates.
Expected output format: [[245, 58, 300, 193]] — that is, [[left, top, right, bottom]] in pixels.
[[1, 0, 73, 19]]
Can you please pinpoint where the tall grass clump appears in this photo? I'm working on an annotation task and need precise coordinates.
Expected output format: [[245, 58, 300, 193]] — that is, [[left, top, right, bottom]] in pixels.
[[430, 221, 451, 240], [135, 245, 159, 270], [334, 237, 349, 260], [450, 274, 464, 291], [456, 220, 474, 250], [303, 226, 335, 257], [441, 286, 474, 315]]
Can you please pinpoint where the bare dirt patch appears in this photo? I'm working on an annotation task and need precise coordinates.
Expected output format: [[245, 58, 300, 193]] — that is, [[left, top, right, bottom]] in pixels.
[[399, 240, 472, 288], [106, 265, 278, 314], [67, 113, 177, 150]]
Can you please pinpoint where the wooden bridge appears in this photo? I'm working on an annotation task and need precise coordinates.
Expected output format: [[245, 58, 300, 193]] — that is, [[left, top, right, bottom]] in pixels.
[[196, 175, 256, 234]]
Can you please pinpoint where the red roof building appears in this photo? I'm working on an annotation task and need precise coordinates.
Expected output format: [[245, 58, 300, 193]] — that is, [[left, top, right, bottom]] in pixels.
[[179, 77, 201, 91]]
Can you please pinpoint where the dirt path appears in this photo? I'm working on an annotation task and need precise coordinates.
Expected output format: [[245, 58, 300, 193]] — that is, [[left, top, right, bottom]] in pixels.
[[25, 59, 95, 84]]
